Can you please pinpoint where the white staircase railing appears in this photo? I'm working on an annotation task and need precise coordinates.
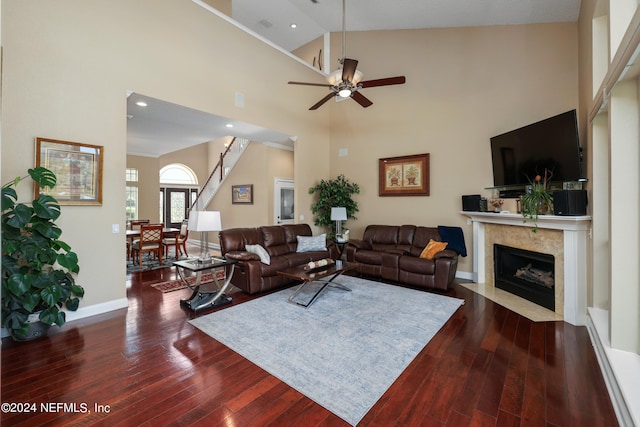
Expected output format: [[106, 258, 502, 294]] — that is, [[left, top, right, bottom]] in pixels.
[[192, 137, 250, 211]]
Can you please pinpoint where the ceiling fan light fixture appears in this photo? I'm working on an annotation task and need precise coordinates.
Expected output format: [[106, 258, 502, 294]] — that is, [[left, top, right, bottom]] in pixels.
[[338, 88, 352, 98], [327, 68, 363, 86]]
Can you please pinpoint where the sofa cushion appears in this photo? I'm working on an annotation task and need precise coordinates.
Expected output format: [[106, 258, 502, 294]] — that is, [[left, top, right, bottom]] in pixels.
[[245, 244, 271, 265], [296, 234, 326, 252], [398, 256, 436, 275], [410, 227, 442, 257], [354, 249, 384, 265], [420, 239, 448, 260], [261, 226, 291, 257]]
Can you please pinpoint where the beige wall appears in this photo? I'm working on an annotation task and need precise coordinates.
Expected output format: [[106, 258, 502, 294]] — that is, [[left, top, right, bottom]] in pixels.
[[1, 0, 330, 311], [292, 35, 326, 73], [208, 142, 294, 244], [327, 24, 579, 274], [1, 0, 580, 313]]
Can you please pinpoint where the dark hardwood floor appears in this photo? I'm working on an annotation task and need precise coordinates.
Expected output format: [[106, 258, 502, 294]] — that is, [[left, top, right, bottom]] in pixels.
[[1, 255, 618, 426]]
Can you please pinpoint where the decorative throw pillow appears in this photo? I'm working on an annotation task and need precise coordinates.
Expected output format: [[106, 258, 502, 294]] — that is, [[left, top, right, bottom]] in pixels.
[[419, 239, 448, 260], [245, 244, 271, 265], [296, 234, 327, 252]]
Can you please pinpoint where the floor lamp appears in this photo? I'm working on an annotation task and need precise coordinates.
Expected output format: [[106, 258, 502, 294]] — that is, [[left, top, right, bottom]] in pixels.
[[188, 210, 222, 263]]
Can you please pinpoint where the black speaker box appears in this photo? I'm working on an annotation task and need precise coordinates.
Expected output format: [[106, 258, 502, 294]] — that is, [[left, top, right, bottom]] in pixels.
[[462, 194, 481, 211], [553, 190, 587, 216]]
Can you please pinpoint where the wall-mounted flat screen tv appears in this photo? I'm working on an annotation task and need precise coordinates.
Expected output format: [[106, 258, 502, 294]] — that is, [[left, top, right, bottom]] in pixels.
[[490, 109, 584, 187]]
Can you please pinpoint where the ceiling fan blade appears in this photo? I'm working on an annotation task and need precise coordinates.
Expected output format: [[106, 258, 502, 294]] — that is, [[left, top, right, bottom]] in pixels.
[[360, 76, 406, 88], [309, 92, 336, 110], [351, 91, 373, 108], [341, 58, 358, 83], [289, 81, 333, 88]]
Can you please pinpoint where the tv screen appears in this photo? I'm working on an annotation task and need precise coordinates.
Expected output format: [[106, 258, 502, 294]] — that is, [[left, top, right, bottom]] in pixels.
[[490, 110, 583, 187]]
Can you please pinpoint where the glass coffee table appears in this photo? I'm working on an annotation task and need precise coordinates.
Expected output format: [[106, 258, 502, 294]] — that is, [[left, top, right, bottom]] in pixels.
[[173, 257, 237, 312], [277, 260, 358, 307]]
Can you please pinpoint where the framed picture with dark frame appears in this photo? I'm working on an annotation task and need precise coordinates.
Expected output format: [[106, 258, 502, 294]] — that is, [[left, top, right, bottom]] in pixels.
[[379, 153, 430, 197], [232, 184, 253, 204], [35, 137, 104, 205]]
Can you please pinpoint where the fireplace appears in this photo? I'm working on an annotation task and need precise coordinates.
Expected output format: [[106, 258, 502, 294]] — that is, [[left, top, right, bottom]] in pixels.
[[494, 244, 555, 311]]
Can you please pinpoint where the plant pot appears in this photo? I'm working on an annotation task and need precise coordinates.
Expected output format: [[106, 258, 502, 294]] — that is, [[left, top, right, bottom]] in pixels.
[[8, 313, 51, 341]]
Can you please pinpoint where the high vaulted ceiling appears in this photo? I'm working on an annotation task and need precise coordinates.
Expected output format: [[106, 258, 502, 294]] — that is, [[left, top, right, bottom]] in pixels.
[[127, 0, 582, 158], [231, 0, 582, 51]]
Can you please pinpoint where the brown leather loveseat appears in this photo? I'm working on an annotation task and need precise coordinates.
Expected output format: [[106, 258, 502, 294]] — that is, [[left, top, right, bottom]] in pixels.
[[219, 224, 338, 294], [345, 225, 462, 290]]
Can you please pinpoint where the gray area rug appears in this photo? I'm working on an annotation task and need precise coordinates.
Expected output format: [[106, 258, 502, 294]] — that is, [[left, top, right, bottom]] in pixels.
[[190, 275, 464, 426]]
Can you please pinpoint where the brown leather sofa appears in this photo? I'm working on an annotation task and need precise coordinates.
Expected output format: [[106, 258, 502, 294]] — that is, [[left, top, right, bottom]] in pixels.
[[345, 225, 459, 290], [219, 224, 338, 294]]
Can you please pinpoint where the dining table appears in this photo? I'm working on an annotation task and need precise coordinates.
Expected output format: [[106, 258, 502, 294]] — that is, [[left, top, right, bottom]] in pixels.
[[126, 227, 180, 263], [126, 227, 180, 239]]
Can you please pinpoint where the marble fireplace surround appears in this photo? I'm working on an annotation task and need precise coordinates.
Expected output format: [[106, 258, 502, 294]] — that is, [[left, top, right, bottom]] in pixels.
[[463, 212, 591, 326]]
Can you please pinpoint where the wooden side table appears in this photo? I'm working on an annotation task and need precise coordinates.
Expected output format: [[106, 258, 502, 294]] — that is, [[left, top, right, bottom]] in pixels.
[[173, 258, 236, 312]]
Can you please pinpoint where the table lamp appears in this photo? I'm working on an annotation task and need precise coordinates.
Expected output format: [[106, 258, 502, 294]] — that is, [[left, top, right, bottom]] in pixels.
[[330, 207, 347, 240], [188, 210, 222, 263]]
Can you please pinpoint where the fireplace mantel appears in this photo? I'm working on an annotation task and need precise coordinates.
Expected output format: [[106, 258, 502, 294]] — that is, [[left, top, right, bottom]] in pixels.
[[462, 211, 592, 326]]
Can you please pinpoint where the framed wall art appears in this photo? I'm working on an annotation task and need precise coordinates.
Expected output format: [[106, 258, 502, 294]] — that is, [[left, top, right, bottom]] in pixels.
[[35, 137, 104, 205], [379, 153, 430, 197], [232, 184, 253, 204]]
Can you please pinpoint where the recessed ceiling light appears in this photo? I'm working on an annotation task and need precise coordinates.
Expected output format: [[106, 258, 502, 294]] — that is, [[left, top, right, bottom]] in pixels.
[[290, 23, 297, 29], [225, 123, 234, 128], [136, 101, 147, 107]]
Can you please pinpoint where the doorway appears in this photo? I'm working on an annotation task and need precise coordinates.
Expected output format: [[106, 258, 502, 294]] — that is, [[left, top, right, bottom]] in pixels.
[[274, 178, 294, 225]]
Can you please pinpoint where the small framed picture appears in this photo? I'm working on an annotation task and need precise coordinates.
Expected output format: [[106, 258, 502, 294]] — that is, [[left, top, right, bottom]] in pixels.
[[232, 184, 253, 204], [35, 137, 104, 205]]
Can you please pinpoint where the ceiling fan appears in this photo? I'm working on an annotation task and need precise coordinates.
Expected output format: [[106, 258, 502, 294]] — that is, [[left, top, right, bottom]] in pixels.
[[288, 0, 406, 110]]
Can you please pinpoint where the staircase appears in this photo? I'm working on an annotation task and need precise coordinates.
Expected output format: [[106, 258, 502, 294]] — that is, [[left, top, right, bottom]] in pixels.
[[191, 137, 250, 211]]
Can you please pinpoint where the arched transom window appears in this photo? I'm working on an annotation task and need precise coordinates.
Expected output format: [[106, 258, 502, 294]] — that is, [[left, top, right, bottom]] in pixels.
[[159, 163, 198, 185]]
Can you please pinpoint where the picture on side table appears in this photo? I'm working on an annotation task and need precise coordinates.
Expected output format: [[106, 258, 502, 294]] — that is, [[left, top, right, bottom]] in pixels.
[[379, 153, 430, 196]]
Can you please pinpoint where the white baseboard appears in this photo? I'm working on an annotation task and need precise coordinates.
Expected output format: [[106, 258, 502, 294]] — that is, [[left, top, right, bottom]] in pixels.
[[587, 307, 639, 427], [64, 298, 129, 323], [455, 270, 474, 281], [1, 298, 129, 339]]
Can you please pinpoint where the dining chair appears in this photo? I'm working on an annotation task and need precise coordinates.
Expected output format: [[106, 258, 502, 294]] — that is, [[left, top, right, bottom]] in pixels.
[[127, 219, 150, 261], [164, 219, 189, 260], [131, 224, 164, 267]]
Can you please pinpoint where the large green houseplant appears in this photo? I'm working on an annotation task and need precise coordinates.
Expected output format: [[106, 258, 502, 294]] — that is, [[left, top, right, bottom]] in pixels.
[[309, 174, 360, 239], [521, 169, 554, 233], [2, 167, 84, 341]]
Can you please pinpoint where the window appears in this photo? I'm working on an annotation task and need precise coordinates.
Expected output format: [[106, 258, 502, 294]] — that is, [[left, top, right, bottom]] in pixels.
[[126, 168, 138, 182], [126, 168, 139, 220], [159, 164, 197, 185]]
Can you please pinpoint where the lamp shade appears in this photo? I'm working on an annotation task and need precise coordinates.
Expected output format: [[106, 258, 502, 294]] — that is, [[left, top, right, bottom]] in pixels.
[[330, 207, 347, 221], [188, 211, 222, 232]]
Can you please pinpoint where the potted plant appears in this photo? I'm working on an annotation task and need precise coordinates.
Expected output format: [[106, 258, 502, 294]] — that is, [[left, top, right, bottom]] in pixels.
[[521, 169, 554, 232], [309, 174, 360, 239], [1, 167, 84, 341]]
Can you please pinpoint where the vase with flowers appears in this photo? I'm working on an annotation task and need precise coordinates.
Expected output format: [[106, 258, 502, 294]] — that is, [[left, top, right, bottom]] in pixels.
[[521, 169, 554, 232]]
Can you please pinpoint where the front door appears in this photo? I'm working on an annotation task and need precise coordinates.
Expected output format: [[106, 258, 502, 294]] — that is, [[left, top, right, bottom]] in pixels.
[[163, 187, 190, 228], [274, 178, 294, 225]]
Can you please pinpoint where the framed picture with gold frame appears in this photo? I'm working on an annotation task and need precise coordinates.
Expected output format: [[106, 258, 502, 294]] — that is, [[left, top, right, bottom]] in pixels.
[[379, 153, 430, 197], [35, 137, 104, 205]]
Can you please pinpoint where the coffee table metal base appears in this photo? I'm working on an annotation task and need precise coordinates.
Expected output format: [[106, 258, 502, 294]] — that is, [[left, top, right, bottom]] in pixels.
[[288, 272, 351, 308]]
